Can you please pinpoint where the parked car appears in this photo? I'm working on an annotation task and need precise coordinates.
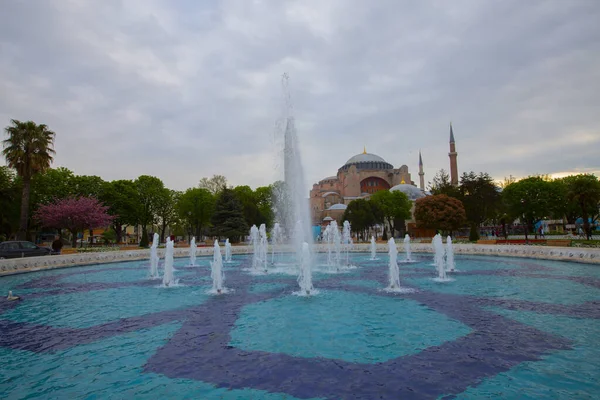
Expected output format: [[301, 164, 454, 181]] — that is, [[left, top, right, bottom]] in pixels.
[[0, 241, 54, 259]]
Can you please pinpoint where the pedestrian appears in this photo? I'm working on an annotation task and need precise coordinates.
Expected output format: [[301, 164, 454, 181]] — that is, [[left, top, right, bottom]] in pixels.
[[51, 237, 63, 254]]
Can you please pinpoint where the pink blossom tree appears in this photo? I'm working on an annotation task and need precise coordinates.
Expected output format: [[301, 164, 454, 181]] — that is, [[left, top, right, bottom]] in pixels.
[[35, 197, 114, 247]]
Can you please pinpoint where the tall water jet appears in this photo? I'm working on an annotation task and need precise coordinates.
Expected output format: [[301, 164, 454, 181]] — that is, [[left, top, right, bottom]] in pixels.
[[446, 235, 456, 272], [189, 236, 197, 266], [225, 238, 232, 263], [149, 233, 160, 279], [274, 74, 313, 262], [297, 242, 315, 296], [432, 234, 451, 282], [323, 224, 332, 265], [342, 220, 353, 266], [162, 237, 176, 287], [271, 222, 283, 264], [403, 234, 413, 262], [370, 236, 377, 260], [210, 240, 226, 294], [258, 223, 268, 272]]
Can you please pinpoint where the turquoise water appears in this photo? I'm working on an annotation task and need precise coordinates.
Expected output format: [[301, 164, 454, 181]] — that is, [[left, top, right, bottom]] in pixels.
[[455, 309, 600, 399], [407, 274, 600, 305], [1, 253, 599, 399], [230, 290, 471, 363]]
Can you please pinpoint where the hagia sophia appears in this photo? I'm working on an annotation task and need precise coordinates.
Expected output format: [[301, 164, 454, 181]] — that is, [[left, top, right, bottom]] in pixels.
[[309, 124, 459, 234]]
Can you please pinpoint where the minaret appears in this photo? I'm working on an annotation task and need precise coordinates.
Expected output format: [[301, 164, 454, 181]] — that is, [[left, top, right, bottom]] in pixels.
[[418, 150, 425, 191], [448, 123, 458, 186]]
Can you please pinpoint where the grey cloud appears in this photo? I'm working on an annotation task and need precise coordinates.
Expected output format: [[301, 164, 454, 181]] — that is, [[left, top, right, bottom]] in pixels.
[[0, 0, 599, 191]]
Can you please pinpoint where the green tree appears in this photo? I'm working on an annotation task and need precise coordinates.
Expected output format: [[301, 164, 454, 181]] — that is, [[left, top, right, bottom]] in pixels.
[[134, 175, 165, 247], [459, 172, 501, 241], [233, 185, 262, 227], [176, 188, 215, 240], [2, 119, 56, 240], [99, 180, 139, 243], [414, 194, 466, 234], [210, 188, 248, 242], [369, 190, 412, 237], [0, 166, 21, 240], [30, 167, 75, 206], [232, 185, 274, 228], [342, 199, 378, 241], [155, 189, 180, 243], [429, 169, 460, 198], [71, 175, 105, 198], [501, 176, 562, 241], [563, 174, 600, 240], [255, 185, 274, 228], [199, 174, 228, 195]]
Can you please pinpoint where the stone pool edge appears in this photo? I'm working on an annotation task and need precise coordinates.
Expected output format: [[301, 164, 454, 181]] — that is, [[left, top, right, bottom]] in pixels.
[[1, 243, 599, 276]]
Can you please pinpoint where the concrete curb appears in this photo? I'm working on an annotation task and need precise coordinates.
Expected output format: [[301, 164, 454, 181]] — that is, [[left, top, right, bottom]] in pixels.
[[1, 243, 599, 277]]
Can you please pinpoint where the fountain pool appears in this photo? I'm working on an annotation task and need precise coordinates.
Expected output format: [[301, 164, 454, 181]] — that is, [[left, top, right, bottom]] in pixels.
[[1, 252, 599, 399]]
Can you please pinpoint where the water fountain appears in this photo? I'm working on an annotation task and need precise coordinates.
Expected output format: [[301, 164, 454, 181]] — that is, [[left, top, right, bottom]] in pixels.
[[432, 234, 452, 282], [210, 240, 226, 294], [446, 235, 456, 272], [162, 237, 176, 287], [271, 222, 283, 264], [224, 238, 232, 263], [258, 223, 268, 273], [274, 74, 313, 265], [342, 220, 353, 266], [296, 242, 315, 296], [188, 236, 197, 266], [384, 238, 414, 293], [149, 233, 160, 279], [403, 234, 413, 262], [370, 236, 377, 260]]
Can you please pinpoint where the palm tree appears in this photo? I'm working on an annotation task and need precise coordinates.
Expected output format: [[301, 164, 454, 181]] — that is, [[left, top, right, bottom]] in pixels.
[[2, 120, 56, 240]]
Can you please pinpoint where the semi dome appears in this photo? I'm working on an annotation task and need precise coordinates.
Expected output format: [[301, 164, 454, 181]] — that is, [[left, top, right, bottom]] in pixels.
[[389, 184, 426, 201]]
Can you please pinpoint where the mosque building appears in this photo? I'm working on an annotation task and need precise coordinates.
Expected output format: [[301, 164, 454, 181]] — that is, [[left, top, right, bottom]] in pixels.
[[309, 124, 459, 234]]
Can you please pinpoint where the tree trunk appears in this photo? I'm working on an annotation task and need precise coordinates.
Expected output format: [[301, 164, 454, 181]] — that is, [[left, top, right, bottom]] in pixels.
[[17, 177, 31, 240], [113, 223, 122, 244], [160, 222, 167, 243], [71, 229, 78, 248]]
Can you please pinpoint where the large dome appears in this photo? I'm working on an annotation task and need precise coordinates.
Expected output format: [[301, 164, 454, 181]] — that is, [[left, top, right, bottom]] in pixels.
[[345, 153, 387, 165], [389, 184, 426, 201], [340, 152, 394, 171]]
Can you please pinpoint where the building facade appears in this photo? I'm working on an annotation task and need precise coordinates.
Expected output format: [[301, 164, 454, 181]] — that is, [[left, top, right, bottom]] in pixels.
[[309, 125, 459, 230]]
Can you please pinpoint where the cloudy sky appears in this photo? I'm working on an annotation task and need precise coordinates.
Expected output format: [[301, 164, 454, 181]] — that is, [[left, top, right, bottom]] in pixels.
[[1, 0, 599, 192]]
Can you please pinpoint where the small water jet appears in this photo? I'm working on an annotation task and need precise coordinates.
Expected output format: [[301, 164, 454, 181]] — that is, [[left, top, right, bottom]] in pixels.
[[271, 222, 283, 264], [432, 234, 452, 282], [188, 236, 197, 266], [403, 234, 413, 262], [383, 238, 414, 293], [342, 220, 353, 266], [225, 238, 232, 263], [446, 235, 456, 272], [209, 240, 227, 294], [258, 223, 268, 273], [6, 291, 21, 301], [149, 233, 160, 279], [162, 237, 177, 287], [370, 236, 378, 260], [325, 221, 342, 271], [296, 242, 316, 296]]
